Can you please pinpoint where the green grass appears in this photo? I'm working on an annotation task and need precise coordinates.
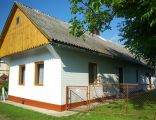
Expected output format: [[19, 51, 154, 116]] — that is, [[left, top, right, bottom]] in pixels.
[[0, 90, 156, 120]]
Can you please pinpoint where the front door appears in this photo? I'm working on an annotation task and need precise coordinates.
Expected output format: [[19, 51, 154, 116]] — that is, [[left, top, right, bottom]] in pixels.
[[119, 67, 123, 84], [119, 67, 124, 92], [89, 63, 97, 84]]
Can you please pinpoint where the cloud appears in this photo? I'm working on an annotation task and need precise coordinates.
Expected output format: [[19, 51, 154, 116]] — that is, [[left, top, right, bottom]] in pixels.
[[110, 36, 119, 41], [110, 36, 123, 44]]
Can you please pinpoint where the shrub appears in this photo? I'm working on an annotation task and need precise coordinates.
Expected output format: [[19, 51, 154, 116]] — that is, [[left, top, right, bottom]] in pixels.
[[0, 80, 9, 96], [0, 83, 2, 96]]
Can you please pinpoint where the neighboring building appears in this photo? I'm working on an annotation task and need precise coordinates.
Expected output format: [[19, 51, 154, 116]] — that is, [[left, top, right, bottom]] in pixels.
[[0, 2, 149, 111], [0, 60, 9, 76]]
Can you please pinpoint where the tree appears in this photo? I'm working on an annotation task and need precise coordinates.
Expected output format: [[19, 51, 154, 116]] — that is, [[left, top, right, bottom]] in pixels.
[[68, 0, 156, 67]]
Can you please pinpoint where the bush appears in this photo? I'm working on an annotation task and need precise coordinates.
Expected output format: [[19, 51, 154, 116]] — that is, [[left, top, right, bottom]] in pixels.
[[0, 80, 9, 96], [4, 80, 9, 92], [0, 83, 2, 96]]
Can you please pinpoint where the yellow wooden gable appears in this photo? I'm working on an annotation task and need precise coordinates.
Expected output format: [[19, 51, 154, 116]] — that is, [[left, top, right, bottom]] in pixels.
[[0, 6, 49, 58]]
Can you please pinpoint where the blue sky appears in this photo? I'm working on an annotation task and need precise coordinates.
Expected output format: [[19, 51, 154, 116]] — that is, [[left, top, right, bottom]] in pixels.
[[0, 0, 122, 44]]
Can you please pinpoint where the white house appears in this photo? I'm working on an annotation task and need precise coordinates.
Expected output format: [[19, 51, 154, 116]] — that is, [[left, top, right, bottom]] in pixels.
[[0, 2, 149, 111], [0, 60, 9, 76]]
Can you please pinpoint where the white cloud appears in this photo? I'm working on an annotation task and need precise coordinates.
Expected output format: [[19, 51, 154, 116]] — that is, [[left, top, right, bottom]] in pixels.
[[110, 36, 121, 44]]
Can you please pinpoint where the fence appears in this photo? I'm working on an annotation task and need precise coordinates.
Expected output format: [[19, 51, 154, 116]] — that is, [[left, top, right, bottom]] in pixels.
[[66, 83, 156, 116]]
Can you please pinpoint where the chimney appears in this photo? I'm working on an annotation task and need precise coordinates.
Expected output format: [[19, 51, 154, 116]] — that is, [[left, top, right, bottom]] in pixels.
[[93, 30, 99, 35]]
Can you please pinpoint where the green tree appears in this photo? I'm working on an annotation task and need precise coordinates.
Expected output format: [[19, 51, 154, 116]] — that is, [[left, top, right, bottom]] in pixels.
[[68, 0, 156, 66]]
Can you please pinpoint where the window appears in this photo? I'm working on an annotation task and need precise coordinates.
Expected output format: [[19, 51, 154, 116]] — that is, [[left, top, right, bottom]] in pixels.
[[16, 17, 20, 24], [19, 65, 25, 85], [89, 63, 97, 84], [35, 62, 44, 86], [136, 70, 139, 83]]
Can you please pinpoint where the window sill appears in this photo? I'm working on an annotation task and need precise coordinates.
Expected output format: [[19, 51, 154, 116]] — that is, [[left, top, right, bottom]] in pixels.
[[89, 83, 99, 86], [35, 84, 43, 86], [19, 84, 25, 86]]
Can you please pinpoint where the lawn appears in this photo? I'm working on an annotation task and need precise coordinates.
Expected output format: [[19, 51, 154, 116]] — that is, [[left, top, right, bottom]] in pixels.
[[0, 89, 156, 120]]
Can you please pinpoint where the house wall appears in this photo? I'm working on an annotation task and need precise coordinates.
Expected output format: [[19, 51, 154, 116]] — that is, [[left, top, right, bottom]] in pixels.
[[6, 44, 148, 110], [54, 46, 147, 105], [8, 47, 62, 105]]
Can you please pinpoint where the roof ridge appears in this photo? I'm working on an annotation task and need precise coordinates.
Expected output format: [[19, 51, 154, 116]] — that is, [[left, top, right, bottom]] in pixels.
[[15, 1, 33, 11]]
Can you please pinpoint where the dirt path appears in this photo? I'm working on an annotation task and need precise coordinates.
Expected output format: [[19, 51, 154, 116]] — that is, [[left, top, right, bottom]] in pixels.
[[0, 113, 10, 120]]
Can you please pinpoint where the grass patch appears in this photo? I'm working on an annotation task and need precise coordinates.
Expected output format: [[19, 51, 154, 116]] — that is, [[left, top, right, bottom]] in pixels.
[[0, 90, 156, 120], [130, 89, 156, 110], [93, 89, 156, 119]]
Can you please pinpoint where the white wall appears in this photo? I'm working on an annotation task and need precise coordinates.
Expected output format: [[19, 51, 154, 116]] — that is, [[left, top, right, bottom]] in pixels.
[[54, 46, 147, 105], [8, 46, 62, 105]]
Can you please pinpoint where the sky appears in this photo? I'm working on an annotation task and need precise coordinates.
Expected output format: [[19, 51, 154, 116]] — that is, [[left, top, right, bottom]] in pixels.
[[0, 0, 123, 44]]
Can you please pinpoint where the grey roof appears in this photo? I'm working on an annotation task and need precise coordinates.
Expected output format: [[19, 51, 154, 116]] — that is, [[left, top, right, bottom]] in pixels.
[[15, 2, 146, 66]]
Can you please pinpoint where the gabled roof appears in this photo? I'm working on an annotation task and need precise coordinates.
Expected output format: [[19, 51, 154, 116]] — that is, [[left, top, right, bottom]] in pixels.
[[0, 2, 146, 66], [0, 3, 48, 58]]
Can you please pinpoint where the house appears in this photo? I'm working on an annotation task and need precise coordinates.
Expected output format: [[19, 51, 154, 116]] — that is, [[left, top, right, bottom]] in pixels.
[[0, 2, 149, 111], [0, 60, 9, 76]]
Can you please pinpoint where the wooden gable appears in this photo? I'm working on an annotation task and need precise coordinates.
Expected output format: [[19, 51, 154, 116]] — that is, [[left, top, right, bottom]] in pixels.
[[0, 5, 49, 58]]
